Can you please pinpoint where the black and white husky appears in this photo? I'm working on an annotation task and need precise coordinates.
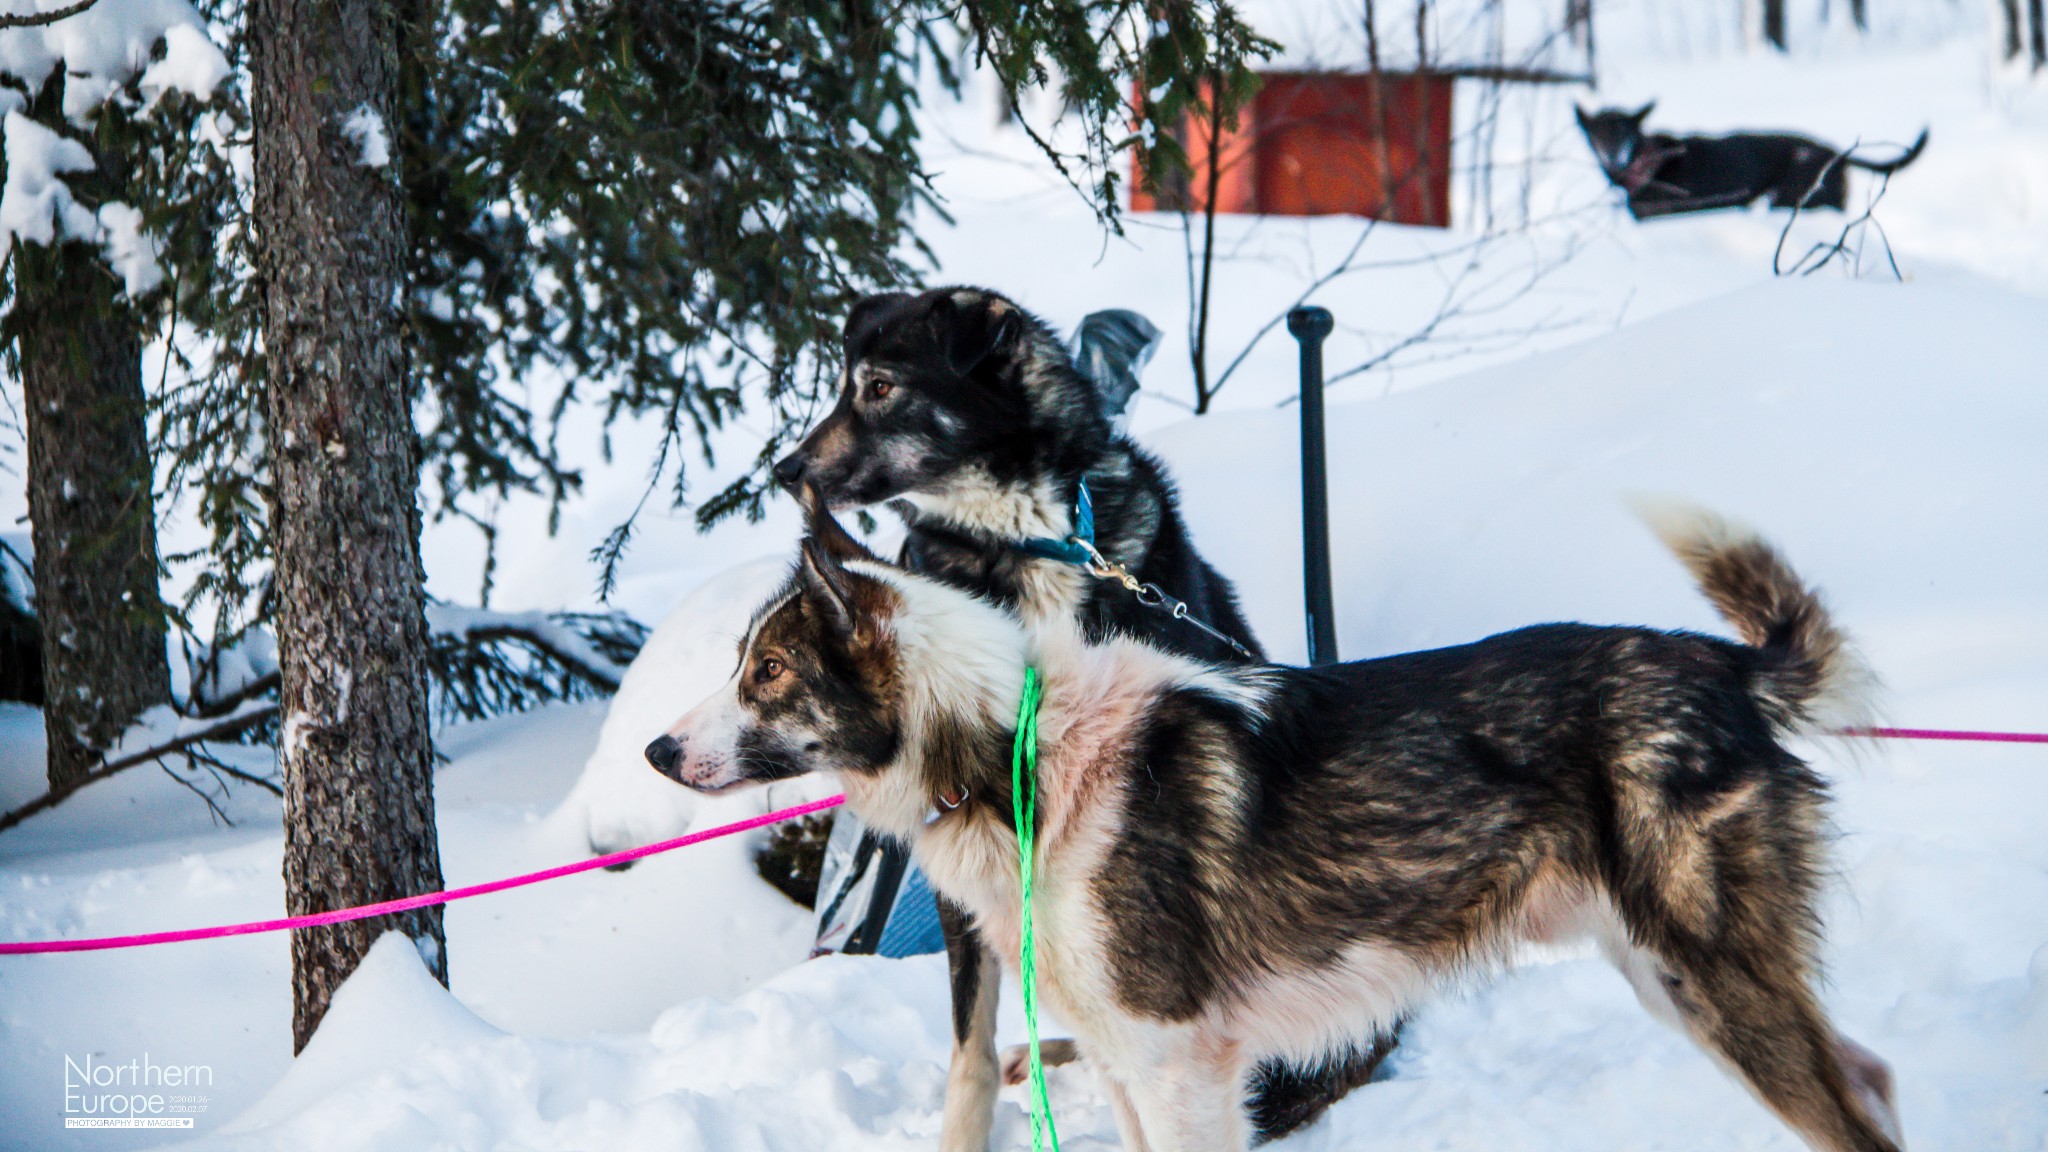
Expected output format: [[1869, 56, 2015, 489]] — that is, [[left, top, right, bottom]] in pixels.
[[647, 499, 1905, 1152], [769, 286, 1387, 1141], [771, 286, 1259, 665]]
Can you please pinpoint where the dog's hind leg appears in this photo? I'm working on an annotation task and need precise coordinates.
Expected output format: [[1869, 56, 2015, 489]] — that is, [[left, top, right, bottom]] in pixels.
[[938, 896, 1002, 1152], [1648, 941, 1901, 1152], [1001, 1038, 1081, 1086], [1598, 842, 1902, 1152], [1598, 751, 1900, 1150]]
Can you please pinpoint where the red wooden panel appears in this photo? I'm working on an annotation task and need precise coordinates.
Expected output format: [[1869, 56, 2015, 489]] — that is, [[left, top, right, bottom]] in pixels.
[[1253, 72, 1452, 226], [1129, 71, 1453, 227], [1128, 78, 1257, 214]]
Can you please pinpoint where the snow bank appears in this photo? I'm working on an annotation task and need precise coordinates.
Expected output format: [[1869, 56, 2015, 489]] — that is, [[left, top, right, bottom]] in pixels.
[[548, 556, 804, 858], [200, 940, 1015, 1152], [216, 932, 503, 1137]]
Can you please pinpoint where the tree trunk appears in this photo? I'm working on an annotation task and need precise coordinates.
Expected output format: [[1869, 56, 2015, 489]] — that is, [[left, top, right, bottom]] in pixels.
[[252, 0, 447, 1052], [2000, 0, 2023, 60], [15, 237, 170, 791], [1764, 0, 1787, 50], [1566, 0, 1597, 82], [2031, 0, 2048, 69]]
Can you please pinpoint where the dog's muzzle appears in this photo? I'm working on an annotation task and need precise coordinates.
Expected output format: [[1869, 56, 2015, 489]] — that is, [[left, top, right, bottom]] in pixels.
[[771, 453, 806, 489], [644, 734, 683, 780]]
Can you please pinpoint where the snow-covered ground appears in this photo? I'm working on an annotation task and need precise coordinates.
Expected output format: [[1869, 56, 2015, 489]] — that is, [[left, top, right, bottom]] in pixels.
[[4, 2, 2048, 1149]]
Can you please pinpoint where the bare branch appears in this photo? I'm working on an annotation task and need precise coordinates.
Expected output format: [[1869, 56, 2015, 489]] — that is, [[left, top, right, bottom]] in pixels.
[[1773, 143, 1901, 280]]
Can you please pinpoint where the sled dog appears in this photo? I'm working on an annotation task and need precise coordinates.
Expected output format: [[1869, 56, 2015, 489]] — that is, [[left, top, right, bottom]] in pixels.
[[771, 286, 1389, 1140], [647, 499, 1904, 1152], [1577, 102, 1927, 219]]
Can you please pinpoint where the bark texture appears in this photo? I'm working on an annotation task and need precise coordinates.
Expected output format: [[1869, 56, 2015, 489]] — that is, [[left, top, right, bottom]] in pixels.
[[15, 237, 170, 790], [252, 0, 447, 1052]]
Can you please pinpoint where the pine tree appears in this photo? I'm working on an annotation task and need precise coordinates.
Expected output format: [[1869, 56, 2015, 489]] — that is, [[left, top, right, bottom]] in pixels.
[[11, 133, 169, 792], [0, 2, 238, 792], [250, 0, 447, 1049]]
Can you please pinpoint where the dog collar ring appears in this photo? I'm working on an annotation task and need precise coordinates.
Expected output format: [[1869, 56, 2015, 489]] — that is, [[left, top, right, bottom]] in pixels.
[[924, 787, 967, 825]]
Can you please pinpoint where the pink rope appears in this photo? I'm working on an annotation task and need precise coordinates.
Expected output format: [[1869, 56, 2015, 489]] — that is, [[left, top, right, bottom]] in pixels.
[[0, 794, 845, 956], [3, 722, 2043, 957], [1838, 727, 2048, 745]]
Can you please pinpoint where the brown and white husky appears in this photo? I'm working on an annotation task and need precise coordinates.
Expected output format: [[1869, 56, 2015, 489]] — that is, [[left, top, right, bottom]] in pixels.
[[645, 498, 1904, 1152]]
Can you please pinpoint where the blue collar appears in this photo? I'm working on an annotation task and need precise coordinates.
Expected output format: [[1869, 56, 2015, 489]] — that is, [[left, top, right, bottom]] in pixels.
[[1013, 479, 1096, 566]]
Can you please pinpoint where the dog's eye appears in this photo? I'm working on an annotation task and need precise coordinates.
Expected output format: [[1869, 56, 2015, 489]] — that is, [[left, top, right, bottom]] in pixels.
[[757, 657, 785, 682], [869, 379, 893, 401]]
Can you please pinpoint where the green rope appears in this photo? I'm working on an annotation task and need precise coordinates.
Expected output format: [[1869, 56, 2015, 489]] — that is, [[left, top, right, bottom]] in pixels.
[[1011, 666, 1060, 1152]]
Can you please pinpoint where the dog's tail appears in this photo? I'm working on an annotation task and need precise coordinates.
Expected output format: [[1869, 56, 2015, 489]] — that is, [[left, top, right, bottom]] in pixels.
[[1641, 504, 1877, 734], [1842, 128, 1928, 174]]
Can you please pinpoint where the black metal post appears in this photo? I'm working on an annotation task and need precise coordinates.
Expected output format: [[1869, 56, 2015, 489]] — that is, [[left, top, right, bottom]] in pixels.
[[1287, 306, 1338, 667]]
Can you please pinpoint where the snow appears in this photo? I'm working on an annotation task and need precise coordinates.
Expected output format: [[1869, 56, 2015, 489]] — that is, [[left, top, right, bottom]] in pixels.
[[180, 630, 277, 713], [338, 105, 389, 170], [3, 5, 2048, 1150], [0, 110, 101, 260], [94, 200, 164, 297], [136, 23, 230, 113]]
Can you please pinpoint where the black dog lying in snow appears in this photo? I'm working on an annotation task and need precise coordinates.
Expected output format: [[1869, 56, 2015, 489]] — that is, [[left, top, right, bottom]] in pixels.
[[1577, 103, 1928, 219]]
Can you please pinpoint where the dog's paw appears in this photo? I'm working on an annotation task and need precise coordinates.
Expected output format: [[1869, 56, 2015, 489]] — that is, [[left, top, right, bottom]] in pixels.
[[1000, 1039, 1081, 1085]]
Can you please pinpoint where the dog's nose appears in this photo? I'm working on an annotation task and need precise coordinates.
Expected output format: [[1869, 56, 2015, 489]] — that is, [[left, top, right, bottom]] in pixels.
[[644, 734, 682, 775], [770, 453, 806, 490]]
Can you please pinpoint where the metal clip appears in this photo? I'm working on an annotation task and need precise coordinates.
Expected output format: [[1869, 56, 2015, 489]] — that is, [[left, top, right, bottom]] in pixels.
[[1064, 537, 1256, 662]]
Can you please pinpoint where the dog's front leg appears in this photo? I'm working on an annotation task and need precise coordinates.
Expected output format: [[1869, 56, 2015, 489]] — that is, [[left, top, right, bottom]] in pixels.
[[1103, 1073, 1154, 1152], [938, 895, 1001, 1152], [1123, 1030, 1253, 1152]]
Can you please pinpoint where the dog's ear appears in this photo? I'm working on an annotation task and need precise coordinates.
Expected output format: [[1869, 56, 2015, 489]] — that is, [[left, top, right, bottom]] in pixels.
[[797, 536, 860, 638], [1574, 104, 1591, 127], [930, 290, 1021, 377], [1633, 100, 1656, 123], [844, 292, 913, 354], [796, 481, 878, 565]]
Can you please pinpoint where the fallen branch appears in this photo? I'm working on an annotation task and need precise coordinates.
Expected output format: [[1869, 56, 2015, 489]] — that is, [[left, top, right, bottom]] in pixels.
[[0, 704, 276, 834], [0, 0, 101, 29], [2, 608, 644, 835]]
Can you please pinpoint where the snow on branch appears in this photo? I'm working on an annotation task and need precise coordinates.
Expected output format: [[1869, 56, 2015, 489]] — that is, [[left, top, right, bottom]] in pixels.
[[426, 606, 647, 723], [0, 0, 230, 294], [0, 0, 98, 30]]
